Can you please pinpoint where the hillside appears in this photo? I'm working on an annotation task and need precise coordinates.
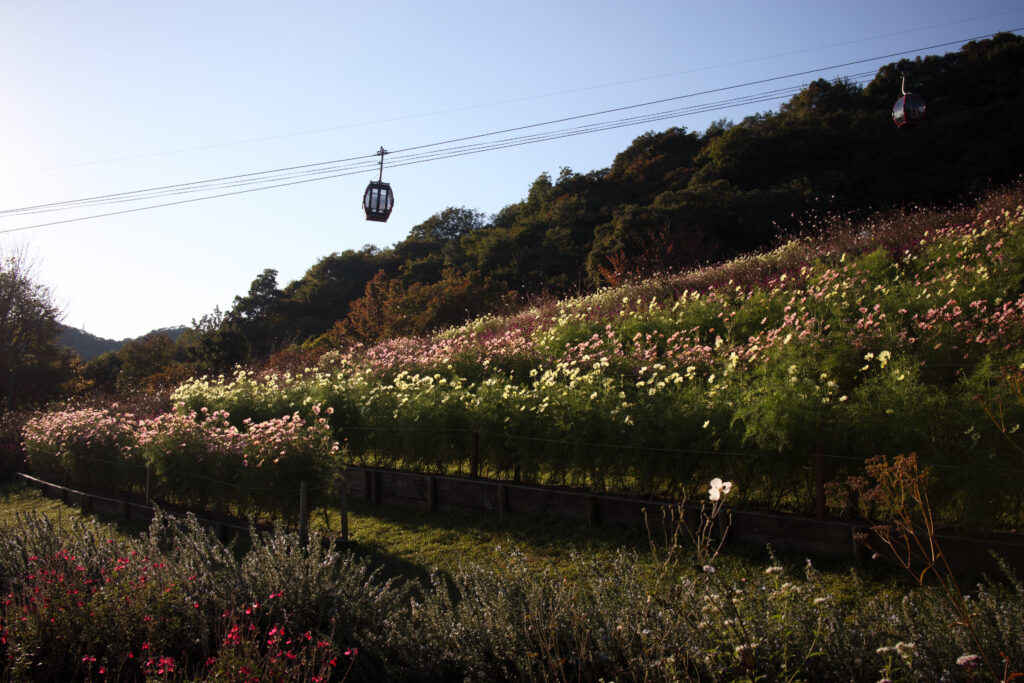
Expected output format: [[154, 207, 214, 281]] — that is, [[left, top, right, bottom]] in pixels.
[[173, 184, 1024, 530], [22, 184, 1024, 683], [58, 325, 188, 361], [220, 33, 1024, 356]]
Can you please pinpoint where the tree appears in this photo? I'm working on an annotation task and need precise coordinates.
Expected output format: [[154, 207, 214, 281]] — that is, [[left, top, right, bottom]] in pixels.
[[407, 206, 487, 242], [229, 268, 284, 356], [0, 248, 64, 409], [83, 351, 123, 394], [177, 307, 251, 375], [338, 268, 513, 342], [116, 332, 179, 392]]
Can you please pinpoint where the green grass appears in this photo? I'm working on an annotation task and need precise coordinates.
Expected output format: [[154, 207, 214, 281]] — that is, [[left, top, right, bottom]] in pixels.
[[0, 479, 905, 596], [328, 498, 655, 579], [11, 480, 1002, 681], [0, 482, 150, 539], [0, 483, 93, 528]]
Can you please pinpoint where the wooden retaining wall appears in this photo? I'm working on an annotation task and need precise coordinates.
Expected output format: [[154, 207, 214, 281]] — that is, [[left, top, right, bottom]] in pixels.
[[16, 468, 1024, 580], [16, 472, 261, 545], [345, 466, 1024, 579]]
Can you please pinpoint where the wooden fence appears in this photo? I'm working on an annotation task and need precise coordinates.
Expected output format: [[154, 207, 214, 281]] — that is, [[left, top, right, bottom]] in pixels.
[[14, 467, 1024, 580], [15, 472, 265, 545], [345, 465, 1024, 579]]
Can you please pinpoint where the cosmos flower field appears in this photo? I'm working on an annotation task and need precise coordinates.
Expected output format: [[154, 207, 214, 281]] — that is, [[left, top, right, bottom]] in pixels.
[[8, 187, 1024, 680]]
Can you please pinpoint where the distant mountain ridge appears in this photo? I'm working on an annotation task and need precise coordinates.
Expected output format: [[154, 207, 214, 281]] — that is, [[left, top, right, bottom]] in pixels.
[[58, 325, 188, 361]]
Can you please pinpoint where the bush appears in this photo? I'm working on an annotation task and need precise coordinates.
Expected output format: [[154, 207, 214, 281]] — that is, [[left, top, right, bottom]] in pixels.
[[0, 503, 1022, 681], [22, 408, 139, 493]]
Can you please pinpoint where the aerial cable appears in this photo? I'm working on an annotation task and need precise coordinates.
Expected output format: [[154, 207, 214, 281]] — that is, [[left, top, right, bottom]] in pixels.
[[0, 77, 874, 219], [0, 74, 876, 233], [387, 30, 1021, 157], [4, 27, 1014, 211], [0, 92, 878, 233], [1, 158, 385, 216], [1, 78, 873, 222], [0, 168, 386, 234], [0, 25, 1018, 232], [0, 152, 381, 216], [8, 10, 1018, 178]]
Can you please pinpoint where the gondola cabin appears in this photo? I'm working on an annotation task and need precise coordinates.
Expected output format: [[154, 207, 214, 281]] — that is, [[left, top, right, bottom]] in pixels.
[[892, 92, 926, 127], [363, 146, 394, 222], [892, 75, 925, 128], [363, 181, 394, 222]]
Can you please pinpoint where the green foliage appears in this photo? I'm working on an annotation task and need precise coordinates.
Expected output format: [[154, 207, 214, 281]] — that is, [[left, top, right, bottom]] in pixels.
[[164, 188, 1024, 529], [338, 268, 513, 343], [229, 268, 286, 357], [83, 350, 123, 393], [0, 248, 67, 409], [22, 407, 141, 494], [2, 500, 1022, 681], [115, 332, 180, 392], [179, 317, 251, 376], [187, 35, 1024, 363]]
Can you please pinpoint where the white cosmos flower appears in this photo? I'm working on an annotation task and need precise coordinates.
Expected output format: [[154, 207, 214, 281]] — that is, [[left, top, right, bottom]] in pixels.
[[708, 477, 733, 501]]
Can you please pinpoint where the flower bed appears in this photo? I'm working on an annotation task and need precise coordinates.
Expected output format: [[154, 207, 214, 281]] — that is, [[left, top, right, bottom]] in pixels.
[[168, 196, 1024, 528]]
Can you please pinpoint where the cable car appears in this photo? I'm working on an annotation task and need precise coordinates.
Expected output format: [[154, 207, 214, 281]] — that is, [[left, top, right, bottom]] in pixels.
[[892, 75, 925, 128], [363, 146, 394, 222]]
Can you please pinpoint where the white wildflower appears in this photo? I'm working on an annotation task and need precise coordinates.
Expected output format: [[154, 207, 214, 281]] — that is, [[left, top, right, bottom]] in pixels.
[[708, 477, 733, 501]]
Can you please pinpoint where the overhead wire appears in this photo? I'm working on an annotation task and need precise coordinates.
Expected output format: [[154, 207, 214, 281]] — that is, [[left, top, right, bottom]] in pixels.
[[0, 75, 880, 232], [0, 75, 871, 219], [1, 25, 1020, 234], [9, 9, 1019, 177]]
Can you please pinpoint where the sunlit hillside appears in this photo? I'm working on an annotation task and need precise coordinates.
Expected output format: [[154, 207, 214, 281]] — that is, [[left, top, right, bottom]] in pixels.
[[167, 184, 1024, 529]]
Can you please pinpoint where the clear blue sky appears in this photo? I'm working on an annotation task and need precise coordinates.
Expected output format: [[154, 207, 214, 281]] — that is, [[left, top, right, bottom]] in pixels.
[[2, 1, 1021, 340]]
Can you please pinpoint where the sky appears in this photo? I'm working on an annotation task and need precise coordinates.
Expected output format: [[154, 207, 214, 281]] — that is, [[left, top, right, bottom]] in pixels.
[[1, 1, 1022, 341]]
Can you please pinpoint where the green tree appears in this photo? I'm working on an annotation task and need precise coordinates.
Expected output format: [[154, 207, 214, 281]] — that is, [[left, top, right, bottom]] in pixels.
[[0, 248, 65, 409], [407, 206, 487, 242], [83, 351, 123, 394], [116, 333, 178, 392], [338, 268, 512, 342], [229, 268, 285, 356], [280, 246, 386, 342], [178, 307, 251, 375]]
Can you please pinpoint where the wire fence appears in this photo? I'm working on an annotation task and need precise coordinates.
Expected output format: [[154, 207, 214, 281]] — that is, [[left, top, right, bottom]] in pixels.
[[12, 416, 1024, 533]]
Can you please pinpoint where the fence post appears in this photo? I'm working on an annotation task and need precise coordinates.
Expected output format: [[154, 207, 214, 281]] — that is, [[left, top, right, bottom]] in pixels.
[[298, 481, 309, 547], [815, 446, 826, 521], [339, 473, 349, 543], [427, 475, 437, 512], [470, 431, 480, 479], [497, 483, 508, 516], [851, 526, 867, 564]]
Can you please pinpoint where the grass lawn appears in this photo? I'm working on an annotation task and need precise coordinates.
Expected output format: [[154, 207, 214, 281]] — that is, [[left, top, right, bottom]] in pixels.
[[1, 479, 903, 592]]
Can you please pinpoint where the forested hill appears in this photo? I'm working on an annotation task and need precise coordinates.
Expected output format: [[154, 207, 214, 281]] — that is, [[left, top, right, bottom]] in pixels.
[[59, 325, 188, 361], [222, 33, 1024, 359]]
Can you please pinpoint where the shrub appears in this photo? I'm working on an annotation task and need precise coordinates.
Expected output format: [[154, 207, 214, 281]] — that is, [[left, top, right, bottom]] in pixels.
[[137, 408, 245, 512], [22, 408, 139, 493]]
